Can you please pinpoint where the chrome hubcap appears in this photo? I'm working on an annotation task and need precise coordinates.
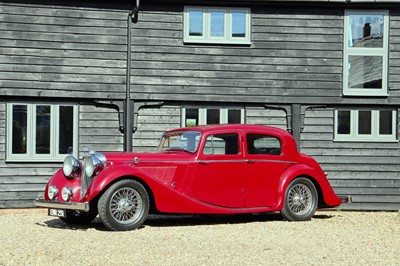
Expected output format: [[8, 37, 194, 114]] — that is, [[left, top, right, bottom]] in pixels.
[[287, 184, 312, 215], [110, 188, 142, 224]]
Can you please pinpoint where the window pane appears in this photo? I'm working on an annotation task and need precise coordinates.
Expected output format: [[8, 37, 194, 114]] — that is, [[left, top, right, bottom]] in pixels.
[[59, 106, 74, 154], [210, 11, 225, 37], [185, 109, 199, 127], [206, 109, 220, 124], [189, 11, 203, 36], [358, 111, 372, 135], [348, 13, 384, 48], [228, 109, 241, 124], [232, 12, 246, 37], [36, 105, 51, 154], [379, 111, 392, 135], [204, 134, 238, 155], [12, 105, 27, 154], [348, 56, 382, 89], [247, 134, 281, 155], [337, 111, 351, 134]]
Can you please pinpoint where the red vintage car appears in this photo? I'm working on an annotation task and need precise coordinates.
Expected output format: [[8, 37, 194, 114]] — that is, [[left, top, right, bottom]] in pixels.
[[36, 124, 343, 231]]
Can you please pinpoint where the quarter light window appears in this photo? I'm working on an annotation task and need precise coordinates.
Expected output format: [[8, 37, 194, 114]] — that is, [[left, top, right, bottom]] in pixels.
[[184, 7, 251, 44], [7, 103, 78, 161], [335, 109, 397, 142], [343, 10, 389, 96]]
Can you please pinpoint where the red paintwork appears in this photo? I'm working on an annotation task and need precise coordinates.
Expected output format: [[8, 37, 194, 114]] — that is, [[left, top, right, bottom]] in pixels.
[[44, 124, 342, 214]]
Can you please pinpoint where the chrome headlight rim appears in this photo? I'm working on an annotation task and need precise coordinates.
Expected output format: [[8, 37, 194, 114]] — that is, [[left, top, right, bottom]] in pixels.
[[61, 187, 73, 202], [84, 153, 106, 178], [63, 155, 81, 179], [48, 185, 59, 201]]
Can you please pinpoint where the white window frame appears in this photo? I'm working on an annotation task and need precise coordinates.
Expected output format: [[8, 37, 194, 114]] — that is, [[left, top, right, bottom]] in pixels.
[[6, 103, 78, 162], [181, 108, 245, 127], [343, 10, 389, 96], [334, 109, 397, 142], [184, 6, 251, 45]]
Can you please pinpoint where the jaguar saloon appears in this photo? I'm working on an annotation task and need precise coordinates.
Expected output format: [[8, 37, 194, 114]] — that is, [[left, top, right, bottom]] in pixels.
[[36, 124, 343, 231]]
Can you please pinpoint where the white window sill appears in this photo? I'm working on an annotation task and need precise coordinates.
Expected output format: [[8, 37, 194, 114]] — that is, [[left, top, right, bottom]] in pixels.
[[333, 138, 398, 143]]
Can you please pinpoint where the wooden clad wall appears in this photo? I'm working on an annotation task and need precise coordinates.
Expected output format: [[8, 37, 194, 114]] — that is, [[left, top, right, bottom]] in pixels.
[[79, 105, 123, 153], [390, 10, 400, 99], [133, 107, 181, 152], [0, 1, 128, 100], [130, 6, 344, 104], [301, 109, 400, 211], [0, 102, 61, 208], [246, 108, 287, 129]]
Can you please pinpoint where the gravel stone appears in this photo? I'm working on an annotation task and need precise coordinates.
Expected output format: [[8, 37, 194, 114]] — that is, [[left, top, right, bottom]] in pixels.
[[0, 209, 399, 265]]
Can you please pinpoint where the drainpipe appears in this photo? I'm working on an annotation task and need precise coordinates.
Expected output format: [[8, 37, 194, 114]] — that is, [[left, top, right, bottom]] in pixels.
[[124, 0, 140, 152]]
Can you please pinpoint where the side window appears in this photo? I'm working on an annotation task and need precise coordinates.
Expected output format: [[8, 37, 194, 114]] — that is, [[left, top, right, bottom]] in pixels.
[[203, 133, 239, 155], [247, 134, 281, 155]]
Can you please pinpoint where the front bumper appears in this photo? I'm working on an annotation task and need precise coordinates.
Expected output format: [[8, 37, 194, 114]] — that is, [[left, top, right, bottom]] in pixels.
[[35, 199, 90, 212]]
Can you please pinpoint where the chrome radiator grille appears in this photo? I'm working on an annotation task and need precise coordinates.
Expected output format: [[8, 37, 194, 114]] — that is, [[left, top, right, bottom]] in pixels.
[[80, 172, 91, 200]]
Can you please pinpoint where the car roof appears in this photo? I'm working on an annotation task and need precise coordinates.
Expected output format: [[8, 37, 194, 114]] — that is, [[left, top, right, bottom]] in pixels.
[[166, 124, 291, 137]]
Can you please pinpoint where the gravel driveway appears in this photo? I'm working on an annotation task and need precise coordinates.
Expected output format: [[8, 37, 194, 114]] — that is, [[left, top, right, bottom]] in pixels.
[[0, 209, 399, 265]]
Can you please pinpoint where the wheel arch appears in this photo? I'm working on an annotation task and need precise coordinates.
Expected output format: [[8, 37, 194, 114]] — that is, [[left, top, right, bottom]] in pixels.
[[88, 175, 158, 214], [276, 164, 326, 210]]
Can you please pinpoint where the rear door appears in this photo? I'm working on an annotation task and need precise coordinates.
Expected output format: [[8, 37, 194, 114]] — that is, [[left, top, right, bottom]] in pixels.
[[244, 132, 291, 207]]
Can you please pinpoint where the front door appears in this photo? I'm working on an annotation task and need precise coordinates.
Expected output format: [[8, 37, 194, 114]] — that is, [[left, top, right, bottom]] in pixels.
[[187, 132, 245, 208]]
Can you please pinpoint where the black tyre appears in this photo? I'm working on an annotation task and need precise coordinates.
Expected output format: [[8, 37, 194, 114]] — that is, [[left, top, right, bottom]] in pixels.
[[98, 179, 149, 231], [60, 209, 98, 225], [281, 177, 318, 221]]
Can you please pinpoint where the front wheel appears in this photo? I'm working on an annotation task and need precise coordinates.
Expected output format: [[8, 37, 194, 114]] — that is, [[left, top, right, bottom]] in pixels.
[[98, 179, 149, 231], [281, 177, 318, 221]]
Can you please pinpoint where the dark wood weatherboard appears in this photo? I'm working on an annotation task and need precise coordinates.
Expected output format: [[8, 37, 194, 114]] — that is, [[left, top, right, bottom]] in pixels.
[[0, 0, 400, 210]]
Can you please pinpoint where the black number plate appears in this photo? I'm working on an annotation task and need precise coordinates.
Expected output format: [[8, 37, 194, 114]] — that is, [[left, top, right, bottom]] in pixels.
[[48, 208, 66, 218]]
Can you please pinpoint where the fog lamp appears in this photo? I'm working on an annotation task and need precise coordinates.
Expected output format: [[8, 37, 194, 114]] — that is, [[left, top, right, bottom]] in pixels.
[[61, 187, 73, 202], [48, 186, 59, 200]]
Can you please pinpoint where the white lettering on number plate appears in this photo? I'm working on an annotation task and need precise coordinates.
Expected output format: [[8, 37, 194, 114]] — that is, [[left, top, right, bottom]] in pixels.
[[48, 209, 66, 218]]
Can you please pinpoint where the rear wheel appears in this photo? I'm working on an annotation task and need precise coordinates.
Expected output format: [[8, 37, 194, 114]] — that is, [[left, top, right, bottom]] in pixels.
[[98, 179, 149, 231], [281, 177, 318, 221]]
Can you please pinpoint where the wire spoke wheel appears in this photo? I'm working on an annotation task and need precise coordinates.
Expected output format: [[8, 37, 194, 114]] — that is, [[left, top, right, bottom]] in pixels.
[[110, 188, 143, 224], [281, 177, 318, 221], [287, 184, 312, 215], [98, 180, 149, 231]]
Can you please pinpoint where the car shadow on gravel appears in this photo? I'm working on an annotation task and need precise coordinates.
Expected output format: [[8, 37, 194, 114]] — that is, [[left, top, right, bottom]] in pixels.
[[36, 217, 106, 231], [144, 212, 283, 228], [37, 212, 336, 231]]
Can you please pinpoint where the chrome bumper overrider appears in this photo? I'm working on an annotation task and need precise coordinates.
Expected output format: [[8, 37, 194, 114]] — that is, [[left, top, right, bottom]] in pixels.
[[35, 199, 90, 212]]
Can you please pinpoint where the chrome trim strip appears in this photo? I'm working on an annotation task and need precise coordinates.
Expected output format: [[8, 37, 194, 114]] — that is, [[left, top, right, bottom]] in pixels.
[[35, 199, 90, 212], [196, 159, 296, 164]]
